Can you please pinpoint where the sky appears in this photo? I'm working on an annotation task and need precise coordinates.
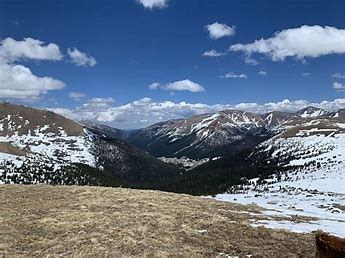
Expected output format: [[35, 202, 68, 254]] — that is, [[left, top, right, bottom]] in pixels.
[[1, 0, 345, 128]]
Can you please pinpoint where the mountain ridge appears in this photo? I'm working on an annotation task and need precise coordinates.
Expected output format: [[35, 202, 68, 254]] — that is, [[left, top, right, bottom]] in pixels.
[[0, 102, 183, 188]]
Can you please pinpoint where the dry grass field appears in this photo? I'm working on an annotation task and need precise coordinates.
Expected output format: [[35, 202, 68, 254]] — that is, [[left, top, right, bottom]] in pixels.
[[0, 184, 315, 257]]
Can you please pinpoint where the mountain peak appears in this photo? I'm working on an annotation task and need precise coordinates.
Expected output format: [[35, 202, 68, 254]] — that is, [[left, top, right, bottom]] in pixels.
[[295, 106, 328, 118], [0, 102, 85, 137]]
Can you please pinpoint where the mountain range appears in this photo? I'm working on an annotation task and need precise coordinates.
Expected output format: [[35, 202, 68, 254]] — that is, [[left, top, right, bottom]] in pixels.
[[0, 102, 344, 195]]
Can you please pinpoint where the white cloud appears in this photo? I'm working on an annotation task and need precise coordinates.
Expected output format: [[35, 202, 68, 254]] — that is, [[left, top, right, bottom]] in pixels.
[[202, 49, 226, 57], [49, 108, 77, 120], [332, 73, 345, 79], [137, 0, 168, 9], [258, 71, 267, 76], [219, 72, 247, 79], [0, 37, 63, 63], [69, 92, 86, 101], [0, 37, 65, 100], [82, 97, 115, 109], [67, 47, 97, 67], [149, 82, 161, 89], [206, 22, 235, 40], [0, 63, 65, 100], [229, 25, 345, 61], [149, 79, 205, 92], [50, 97, 345, 129], [244, 56, 259, 65], [333, 82, 345, 92], [166, 80, 205, 92]]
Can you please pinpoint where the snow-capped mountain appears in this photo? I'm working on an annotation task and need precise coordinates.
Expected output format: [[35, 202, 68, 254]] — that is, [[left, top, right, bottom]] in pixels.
[[295, 106, 329, 118], [258, 107, 345, 169], [127, 110, 273, 159], [0, 102, 181, 186], [260, 111, 296, 128], [1, 102, 345, 207], [125, 107, 344, 160]]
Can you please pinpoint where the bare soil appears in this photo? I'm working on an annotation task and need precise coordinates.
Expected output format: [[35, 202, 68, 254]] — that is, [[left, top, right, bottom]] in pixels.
[[0, 142, 26, 156], [0, 184, 315, 257]]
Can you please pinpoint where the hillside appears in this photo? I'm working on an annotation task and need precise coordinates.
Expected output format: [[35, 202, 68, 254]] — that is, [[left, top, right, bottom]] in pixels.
[[126, 110, 273, 159], [0, 184, 315, 257], [0, 102, 182, 188], [125, 107, 334, 160]]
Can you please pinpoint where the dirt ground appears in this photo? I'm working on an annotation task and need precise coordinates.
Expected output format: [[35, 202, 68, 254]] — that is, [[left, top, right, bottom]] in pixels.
[[0, 184, 315, 257]]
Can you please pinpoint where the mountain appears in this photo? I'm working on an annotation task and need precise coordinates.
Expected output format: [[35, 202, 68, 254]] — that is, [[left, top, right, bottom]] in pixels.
[[126, 110, 273, 159], [0, 102, 182, 187], [2, 102, 342, 237], [112, 105, 345, 198], [1, 102, 345, 199], [82, 121, 136, 139], [295, 106, 329, 118], [172, 105, 345, 194], [124, 106, 345, 162], [210, 109, 345, 237], [260, 111, 296, 128]]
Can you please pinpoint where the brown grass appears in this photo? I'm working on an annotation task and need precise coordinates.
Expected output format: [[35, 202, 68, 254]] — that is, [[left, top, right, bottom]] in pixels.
[[0, 102, 85, 137], [0, 142, 26, 156], [0, 184, 315, 257]]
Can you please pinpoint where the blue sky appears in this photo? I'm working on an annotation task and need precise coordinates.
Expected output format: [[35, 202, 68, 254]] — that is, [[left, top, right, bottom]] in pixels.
[[1, 0, 345, 128]]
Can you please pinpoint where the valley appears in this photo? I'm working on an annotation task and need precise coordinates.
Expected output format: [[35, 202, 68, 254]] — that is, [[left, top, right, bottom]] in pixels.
[[2, 2, 345, 256], [0, 102, 344, 241]]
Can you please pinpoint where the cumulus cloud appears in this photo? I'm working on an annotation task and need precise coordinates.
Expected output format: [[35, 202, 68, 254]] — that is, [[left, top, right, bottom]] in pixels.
[[258, 71, 267, 76], [333, 82, 345, 92], [202, 49, 226, 57], [0, 37, 63, 63], [137, 0, 168, 9], [229, 25, 345, 61], [0, 63, 65, 100], [50, 97, 345, 129], [332, 73, 345, 79], [219, 72, 247, 79], [0, 37, 65, 100], [149, 79, 205, 92], [67, 47, 97, 67], [69, 91, 86, 101], [206, 22, 235, 39]]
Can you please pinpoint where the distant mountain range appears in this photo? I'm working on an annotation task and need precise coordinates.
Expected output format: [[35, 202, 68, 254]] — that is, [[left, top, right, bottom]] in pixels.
[[1, 102, 345, 196], [96, 106, 341, 160]]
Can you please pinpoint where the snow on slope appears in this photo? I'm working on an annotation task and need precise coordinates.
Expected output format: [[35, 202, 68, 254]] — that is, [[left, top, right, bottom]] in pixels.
[[0, 115, 97, 184], [128, 109, 271, 159], [0, 103, 96, 179], [213, 132, 345, 237], [296, 106, 329, 118], [0, 126, 95, 168], [214, 165, 345, 237], [159, 110, 266, 143]]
